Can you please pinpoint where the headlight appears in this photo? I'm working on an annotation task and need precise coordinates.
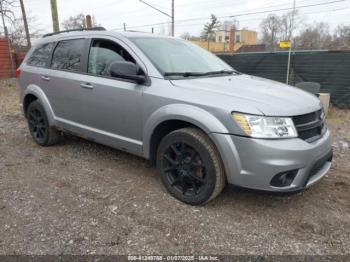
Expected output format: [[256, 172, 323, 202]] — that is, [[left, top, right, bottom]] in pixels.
[[232, 112, 298, 138]]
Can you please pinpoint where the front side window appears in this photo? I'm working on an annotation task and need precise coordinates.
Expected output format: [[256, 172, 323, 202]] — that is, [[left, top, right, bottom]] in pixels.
[[130, 37, 232, 76], [27, 42, 55, 67], [88, 39, 136, 77], [51, 39, 85, 71]]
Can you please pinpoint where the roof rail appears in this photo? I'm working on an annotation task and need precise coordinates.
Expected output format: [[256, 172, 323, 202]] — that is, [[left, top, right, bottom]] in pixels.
[[126, 30, 155, 34], [43, 27, 106, 38]]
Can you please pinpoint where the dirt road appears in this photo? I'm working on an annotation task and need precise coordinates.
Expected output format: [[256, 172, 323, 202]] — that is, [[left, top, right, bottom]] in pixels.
[[0, 79, 349, 255]]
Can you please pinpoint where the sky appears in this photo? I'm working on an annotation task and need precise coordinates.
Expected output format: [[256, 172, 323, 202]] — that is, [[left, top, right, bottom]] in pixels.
[[9, 0, 350, 38]]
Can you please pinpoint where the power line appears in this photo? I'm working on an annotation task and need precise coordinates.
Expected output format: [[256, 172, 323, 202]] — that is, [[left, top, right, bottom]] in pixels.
[[139, 0, 172, 17], [228, 0, 346, 18], [111, 0, 347, 30], [111, 0, 312, 29], [104, 0, 308, 23], [137, 0, 174, 36], [149, 6, 350, 29], [108, 0, 280, 22]]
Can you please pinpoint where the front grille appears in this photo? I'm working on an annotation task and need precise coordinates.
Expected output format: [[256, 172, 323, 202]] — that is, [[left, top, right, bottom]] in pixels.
[[293, 111, 320, 125], [293, 109, 325, 142]]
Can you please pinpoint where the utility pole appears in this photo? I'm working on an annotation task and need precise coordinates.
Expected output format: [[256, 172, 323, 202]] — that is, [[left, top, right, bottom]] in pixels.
[[50, 0, 60, 32], [123, 23, 126, 32], [171, 0, 174, 36], [286, 0, 296, 85], [86, 15, 92, 29], [139, 0, 174, 36], [19, 0, 31, 48]]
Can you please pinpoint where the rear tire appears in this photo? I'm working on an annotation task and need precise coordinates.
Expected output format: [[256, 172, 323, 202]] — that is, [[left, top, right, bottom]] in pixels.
[[156, 127, 226, 205], [26, 100, 61, 146]]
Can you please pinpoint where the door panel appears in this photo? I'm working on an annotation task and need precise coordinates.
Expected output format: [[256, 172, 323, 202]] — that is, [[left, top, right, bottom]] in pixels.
[[39, 38, 87, 121], [42, 37, 145, 155], [40, 68, 88, 121], [73, 74, 143, 143]]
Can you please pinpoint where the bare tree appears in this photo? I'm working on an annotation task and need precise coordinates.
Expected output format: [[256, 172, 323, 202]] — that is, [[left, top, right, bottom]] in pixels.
[[0, 0, 16, 36], [202, 14, 221, 49], [61, 13, 102, 30], [180, 32, 191, 40], [294, 22, 332, 50], [260, 14, 282, 51], [280, 10, 303, 41], [61, 13, 86, 30], [8, 15, 42, 51], [332, 24, 350, 49], [221, 19, 239, 32]]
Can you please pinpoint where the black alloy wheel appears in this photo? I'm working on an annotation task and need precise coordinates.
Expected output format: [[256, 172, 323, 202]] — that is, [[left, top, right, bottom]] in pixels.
[[163, 141, 207, 197], [26, 100, 61, 146], [28, 106, 48, 144], [157, 128, 226, 205]]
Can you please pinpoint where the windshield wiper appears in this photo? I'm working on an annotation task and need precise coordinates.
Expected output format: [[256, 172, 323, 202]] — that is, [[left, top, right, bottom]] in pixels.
[[164, 70, 238, 78], [202, 70, 237, 75], [164, 72, 207, 77]]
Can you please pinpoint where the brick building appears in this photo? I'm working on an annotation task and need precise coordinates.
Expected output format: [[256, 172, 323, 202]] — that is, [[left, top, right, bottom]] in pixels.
[[0, 37, 15, 78]]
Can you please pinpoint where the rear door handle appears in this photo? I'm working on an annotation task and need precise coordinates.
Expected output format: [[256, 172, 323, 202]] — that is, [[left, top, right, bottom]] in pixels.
[[41, 76, 50, 81], [80, 83, 94, 89]]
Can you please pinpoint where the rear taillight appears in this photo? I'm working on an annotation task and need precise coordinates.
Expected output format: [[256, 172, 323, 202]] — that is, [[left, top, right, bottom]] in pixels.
[[16, 68, 21, 78]]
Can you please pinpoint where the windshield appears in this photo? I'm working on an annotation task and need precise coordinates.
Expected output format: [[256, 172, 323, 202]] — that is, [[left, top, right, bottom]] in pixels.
[[130, 37, 235, 78]]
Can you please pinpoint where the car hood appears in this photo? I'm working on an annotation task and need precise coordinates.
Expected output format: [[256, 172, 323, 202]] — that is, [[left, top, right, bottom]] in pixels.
[[170, 74, 322, 116]]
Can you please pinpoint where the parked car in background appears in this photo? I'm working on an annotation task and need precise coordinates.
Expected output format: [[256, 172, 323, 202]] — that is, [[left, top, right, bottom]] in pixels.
[[17, 28, 332, 205]]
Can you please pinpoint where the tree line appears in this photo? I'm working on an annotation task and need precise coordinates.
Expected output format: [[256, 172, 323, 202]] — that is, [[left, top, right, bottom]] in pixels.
[[182, 12, 350, 51], [260, 11, 350, 51]]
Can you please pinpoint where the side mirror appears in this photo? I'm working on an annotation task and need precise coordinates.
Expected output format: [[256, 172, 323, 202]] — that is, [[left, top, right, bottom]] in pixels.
[[110, 61, 146, 84]]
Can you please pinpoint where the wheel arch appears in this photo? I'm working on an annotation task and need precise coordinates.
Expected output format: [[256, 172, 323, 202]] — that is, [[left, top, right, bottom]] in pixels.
[[22, 85, 55, 126], [143, 104, 230, 164], [23, 94, 38, 115]]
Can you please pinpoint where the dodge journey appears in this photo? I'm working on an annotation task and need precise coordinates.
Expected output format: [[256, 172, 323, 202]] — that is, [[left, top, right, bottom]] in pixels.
[[18, 28, 333, 205]]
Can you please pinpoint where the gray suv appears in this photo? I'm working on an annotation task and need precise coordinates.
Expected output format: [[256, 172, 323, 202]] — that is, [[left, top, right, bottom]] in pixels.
[[18, 28, 333, 205]]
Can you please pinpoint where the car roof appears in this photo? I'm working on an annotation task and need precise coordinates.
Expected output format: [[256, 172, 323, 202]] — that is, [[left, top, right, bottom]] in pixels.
[[34, 30, 173, 46]]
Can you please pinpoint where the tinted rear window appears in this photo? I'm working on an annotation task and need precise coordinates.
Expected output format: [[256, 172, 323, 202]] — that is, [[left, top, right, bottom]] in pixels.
[[51, 39, 85, 71], [27, 42, 55, 67]]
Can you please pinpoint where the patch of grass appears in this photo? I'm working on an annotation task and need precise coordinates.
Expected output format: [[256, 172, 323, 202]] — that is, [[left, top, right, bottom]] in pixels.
[[327, 110, 343, 124]]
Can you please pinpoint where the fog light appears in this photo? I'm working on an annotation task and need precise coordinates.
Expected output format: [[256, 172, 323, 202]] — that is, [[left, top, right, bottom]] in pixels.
[[270, 170, 298, 187]]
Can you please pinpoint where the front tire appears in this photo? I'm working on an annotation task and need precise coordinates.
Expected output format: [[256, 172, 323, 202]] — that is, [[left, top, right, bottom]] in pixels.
[[156, 128, 226, 205], [26, 100, 61, 146]]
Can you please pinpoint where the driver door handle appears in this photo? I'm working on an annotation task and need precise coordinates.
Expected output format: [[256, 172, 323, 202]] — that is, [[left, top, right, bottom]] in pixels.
[[80, 83, 94, 89]]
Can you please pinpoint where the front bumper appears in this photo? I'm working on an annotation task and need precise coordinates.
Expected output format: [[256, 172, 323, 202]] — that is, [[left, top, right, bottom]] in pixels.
[[209, 129, 332, 192]]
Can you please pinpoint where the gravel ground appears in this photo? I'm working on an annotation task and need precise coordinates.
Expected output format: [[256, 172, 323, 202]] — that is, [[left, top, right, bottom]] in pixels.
[[0, 78, 349, 255]]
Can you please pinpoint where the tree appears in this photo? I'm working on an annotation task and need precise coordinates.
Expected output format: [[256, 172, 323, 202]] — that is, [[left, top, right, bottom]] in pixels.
[[332, 24, 350, 49], [61, 13, 102, 30], [180, 32, 191, 40], [1, 0, 35, 49], [0, 0, 15, 36], [280, 10, 303, 41], [294, 22, 332, 50], [220, 19, 239, 32], [8, 15, 42, 51], [202, 14, 221, 48], [260, 14, 282, 51], [61, 13, 86, 30]]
